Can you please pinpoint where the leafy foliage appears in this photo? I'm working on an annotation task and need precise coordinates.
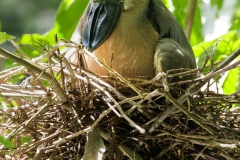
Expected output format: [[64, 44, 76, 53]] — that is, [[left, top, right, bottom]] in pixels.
[[0, 136, 12, 151], [20, 0, 88, 46], [170, 0, 239, 95]]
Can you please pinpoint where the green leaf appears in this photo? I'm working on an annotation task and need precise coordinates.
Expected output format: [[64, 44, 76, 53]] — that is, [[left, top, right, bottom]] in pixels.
[[193, 30, 239, 68], [230, 2, 240, 31], [193, 40, 215, 57], [21, 136, 33, 145], [171, 0, 188, 27], [222, 67, 239, 94], [210, 0, 224, 10], [50, 0, 89, 40], [82, 128, 106, 160], [0, 135, 12, 151], [20, 33, 47, 45], [0, 32, 15, 44]]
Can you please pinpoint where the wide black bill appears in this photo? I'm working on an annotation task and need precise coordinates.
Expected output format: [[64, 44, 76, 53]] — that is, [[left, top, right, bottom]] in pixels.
[[82, 0, 123, 51]]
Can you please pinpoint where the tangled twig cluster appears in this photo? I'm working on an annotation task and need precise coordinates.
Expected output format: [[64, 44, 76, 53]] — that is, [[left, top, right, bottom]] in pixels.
[[0, 41, 239, 160]]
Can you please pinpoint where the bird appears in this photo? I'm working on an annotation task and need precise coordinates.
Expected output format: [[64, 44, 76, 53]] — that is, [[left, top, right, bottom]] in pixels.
[[70, 0, 197, 83]]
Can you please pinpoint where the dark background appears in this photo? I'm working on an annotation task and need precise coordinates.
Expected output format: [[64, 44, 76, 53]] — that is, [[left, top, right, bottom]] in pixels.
[[0, 0, 61, 37], [0, 0, 61, 70]]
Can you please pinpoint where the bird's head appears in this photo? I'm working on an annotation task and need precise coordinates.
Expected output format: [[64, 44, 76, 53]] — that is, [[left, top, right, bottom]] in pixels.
[[82, 0, 124, 51], [81, 0, 149, 51]]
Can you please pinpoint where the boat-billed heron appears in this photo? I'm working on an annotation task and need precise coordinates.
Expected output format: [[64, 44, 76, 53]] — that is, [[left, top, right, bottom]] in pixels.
[[70, 0, 197, 82]]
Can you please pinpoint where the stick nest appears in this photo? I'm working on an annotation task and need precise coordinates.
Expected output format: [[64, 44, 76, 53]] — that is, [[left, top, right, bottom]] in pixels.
[[0, 41, 239, 160]]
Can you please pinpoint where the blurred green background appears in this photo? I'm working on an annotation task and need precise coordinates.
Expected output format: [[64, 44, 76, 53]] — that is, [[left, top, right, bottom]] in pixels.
[[0, 0, 61, 37]]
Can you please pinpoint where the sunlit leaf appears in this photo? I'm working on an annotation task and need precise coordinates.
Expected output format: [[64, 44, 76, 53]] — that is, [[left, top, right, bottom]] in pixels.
[[50, 0, 89, 40], [193, 40, 215, 57], [162, 0, 169, 8], [0, 32, 15, 44], [193, 30, 239, 69]]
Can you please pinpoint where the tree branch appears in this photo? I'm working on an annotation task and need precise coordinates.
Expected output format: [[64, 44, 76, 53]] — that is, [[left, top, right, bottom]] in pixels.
[[184, 0, 198, 40]]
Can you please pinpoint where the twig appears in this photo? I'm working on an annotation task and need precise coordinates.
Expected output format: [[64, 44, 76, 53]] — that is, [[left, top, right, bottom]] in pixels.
[[100, 129, 144, 160], [153, 142, 178, 160], [82, 48, 143, 97], [7, 101, 50, 139], [14, 131, 60, 155], [0, 47, 74, 113], [75, 74, 145, 133], [151, 89, 218, 135], [0, 66, 25, 79], [211, 48, 240, 73], [9, 39, 30, 60], [149, 48, 240, 134], [53, 127, 91, 146], [202, 60, 240, 81]]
